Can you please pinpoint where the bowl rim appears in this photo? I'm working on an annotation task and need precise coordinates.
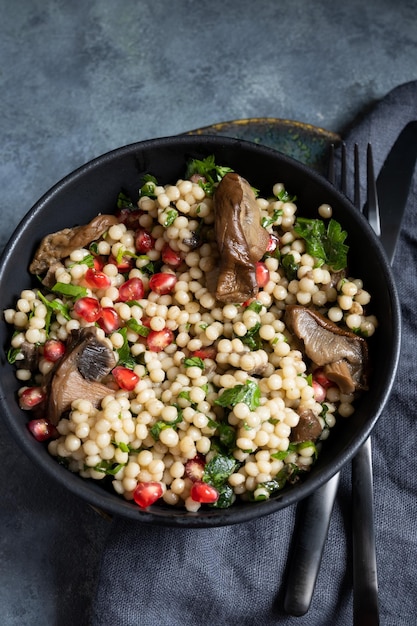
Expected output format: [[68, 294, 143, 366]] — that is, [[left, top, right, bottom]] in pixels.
[[0, 134, 402, 527]]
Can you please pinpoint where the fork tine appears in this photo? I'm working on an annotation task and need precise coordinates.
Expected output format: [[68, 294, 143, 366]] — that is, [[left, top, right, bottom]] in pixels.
[[340, 142, 347, 195], [363, 144, 381, 236], [353, 143, 361, 210]]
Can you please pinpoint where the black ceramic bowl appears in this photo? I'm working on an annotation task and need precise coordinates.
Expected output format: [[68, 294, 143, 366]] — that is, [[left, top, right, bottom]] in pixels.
[[0, 135, 401, 527]]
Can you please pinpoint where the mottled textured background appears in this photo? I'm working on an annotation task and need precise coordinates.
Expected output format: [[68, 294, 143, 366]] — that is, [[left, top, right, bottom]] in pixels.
[[1, 1, 416, 624]]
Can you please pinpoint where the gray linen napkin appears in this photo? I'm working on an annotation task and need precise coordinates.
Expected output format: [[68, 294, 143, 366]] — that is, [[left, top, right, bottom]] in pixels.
[[91, 81, 417, 626]]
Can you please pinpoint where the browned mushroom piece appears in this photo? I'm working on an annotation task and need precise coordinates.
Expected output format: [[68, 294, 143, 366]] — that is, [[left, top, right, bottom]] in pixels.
[[285, 304, 369, 394], [44, 327, 116, 425], [290, 408, 323, 443], [213, 172, 269, 303], [29, 214, 119, 275]]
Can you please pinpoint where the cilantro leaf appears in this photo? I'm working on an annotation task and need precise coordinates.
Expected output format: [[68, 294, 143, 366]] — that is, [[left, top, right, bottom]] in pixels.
[[150, 407, 183, 440], [281, 253, 299, 280], [215, 380, 261, 411], [241, 322, 262, 351]]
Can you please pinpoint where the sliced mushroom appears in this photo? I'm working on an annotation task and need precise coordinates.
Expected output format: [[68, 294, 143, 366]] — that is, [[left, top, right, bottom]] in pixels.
[[290, 408, 322, 443], [285, 304, 369, 394], [44, 327, 116, 424], [29, 214, 119, 275], [213, 173, 269, 303]]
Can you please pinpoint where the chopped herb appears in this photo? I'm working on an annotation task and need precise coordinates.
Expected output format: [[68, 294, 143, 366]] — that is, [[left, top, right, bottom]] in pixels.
[[271, 443, 298, 461], [245, 300, 263, 313], [126, 318, 151, 337], [67, 254, 95, 269], [7, 346, 21, 365], [51, 282, 88, 299], [199, 322, 209, 330], [261, 208, 283, 228], [37, 290, 71, 320], [183, 356, 205, 369], [215, 380, 260, 411], [162, 208, 178, 228], [115, 327, 137, 369], [117, 190, 135, 209], [139, 174, 158, 198], [294, 217, 348, 270], [276, 188, 297, 203], [177, 390, 191, 402], [93, 461, 126, 476], [207, 418, 236, 452], [203, 453, 237, 485], [241, 322, 262, 350], [209, 484, 236, 508], [185, 155, 234, 196], [281, 253, 299, 280], [150, 408, 183, 440]]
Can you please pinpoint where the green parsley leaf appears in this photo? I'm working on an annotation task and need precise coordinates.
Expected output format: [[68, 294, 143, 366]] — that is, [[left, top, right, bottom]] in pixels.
[[215, 380, 261, 411], [117, 191, 135, 209], [139, 174, 158, 198], [261, 208, 283, 228], [162, 208, 178, 228], [203, 453, 238, 489], [93, 461, 126, 476], [51, 282, 88, 299], [126, 318, 151, 337], [183, 356, 205, 369], [150, 408, 183, 441], [245, 300, 263, 313], [185, 155, 234, 196], [276, 188, 297, 203], [281, 253, 299, 280], [294, 217, 348, 270], [116, 327, 137, 369], [241, 322, 262, 351]]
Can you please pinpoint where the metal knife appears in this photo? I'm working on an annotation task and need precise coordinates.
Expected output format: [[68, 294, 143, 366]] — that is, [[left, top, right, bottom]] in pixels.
[[283, 120, 417, 618]]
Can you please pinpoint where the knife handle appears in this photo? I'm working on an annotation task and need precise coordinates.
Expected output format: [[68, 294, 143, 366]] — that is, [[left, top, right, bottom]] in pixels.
[[352, 436, 380, 626], [283, 472, 340, 616]]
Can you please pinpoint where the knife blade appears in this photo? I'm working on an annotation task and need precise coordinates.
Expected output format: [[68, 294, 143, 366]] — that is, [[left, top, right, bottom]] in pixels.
[[283, 122, 417, 617]]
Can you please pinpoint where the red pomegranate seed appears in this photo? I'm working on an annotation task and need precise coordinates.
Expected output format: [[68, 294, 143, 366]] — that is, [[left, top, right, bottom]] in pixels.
[[118, 277, 145, 302], [191, 346, 217, 360], [190, 481, 219, 504], [133, 481, 164, 508], [117, 208, 143, 230], [135, 228, 155, 254], [43, 339, 66, 362], [313, 367, 335, 389], [74, 297, 102, 322], [27, 418, 58, 442], [19, 387, 46, 410], [112, 366, 140, 391], [97, 307, 122, 333], [185, 455, 206, 482], [93, 256, 105, 271], [266, 234, 279, 253], [312, 380, 326, 403], [149, 272, 177, 295], [161, 243, 183, 268], [84, 267, 111, 289], [256, 261, 270, 288], [108, 253, 134, 272], [146, 328, 174, 352]]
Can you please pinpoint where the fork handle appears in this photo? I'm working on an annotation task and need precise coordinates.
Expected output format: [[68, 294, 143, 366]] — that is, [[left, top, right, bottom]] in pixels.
[[283, 472, 340, 616], [352, 436, 380, 625]]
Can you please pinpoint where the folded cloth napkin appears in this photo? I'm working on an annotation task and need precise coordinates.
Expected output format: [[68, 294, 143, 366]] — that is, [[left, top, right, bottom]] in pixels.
[[91, 81, 417, 626]]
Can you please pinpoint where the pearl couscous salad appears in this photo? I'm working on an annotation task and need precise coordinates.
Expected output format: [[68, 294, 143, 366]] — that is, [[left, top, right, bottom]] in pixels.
[[4, 156, 376, 511]]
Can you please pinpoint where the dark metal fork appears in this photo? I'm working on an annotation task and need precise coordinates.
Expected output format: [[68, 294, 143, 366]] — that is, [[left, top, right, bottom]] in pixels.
[[284, 143, 380, 625]]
